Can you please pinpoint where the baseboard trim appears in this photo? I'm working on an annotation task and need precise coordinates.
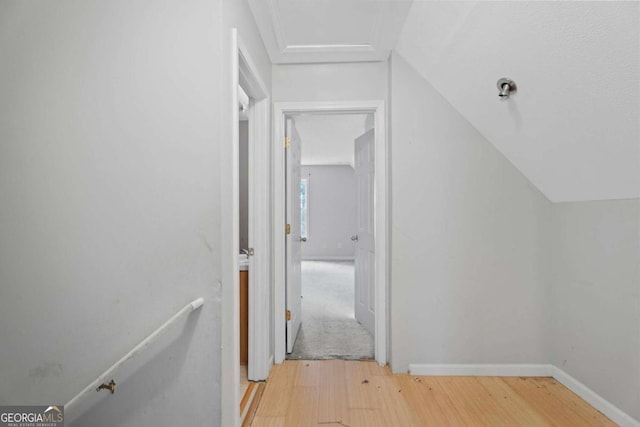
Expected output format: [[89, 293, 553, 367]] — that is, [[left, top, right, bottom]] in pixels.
[[550, 366, 639, 427], [407, 363, 639, 426], [408, 363, 553, 377], [301, 256, 355, 262]]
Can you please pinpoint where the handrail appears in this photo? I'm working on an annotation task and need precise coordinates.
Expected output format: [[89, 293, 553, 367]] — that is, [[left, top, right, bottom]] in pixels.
[[65, 297, 204, 415]]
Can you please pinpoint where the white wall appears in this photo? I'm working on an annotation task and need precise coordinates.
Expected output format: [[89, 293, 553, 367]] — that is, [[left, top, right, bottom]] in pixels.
[[0, 0, 222, 424], [272, 61, 388, 103], [301, 166, 356, 260], [0, 1, 271, 426], [550, 199, 640, 421], [390, 52, 551, 372]]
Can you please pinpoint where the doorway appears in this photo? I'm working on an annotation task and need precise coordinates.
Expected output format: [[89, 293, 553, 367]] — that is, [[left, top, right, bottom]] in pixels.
[[272, 101, 388, 366], [221, 29, 271, 427], [238, 83, 250, 397], [283, 114, 375, 360]]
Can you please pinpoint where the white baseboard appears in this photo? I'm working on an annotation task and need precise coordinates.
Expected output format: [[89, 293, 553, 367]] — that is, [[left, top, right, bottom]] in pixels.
[[408, 363, 553, 377], [301, 256, 355, 262], [407, 363, 639, 426], [550, 366, 639, 427]]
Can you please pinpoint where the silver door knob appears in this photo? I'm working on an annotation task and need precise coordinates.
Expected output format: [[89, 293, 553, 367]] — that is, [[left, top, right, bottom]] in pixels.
[[300, 237, 307, 242], [351, 235, 358, 241]]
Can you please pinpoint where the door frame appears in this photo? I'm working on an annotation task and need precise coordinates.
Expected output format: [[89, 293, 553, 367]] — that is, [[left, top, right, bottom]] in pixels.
[[221, 29, 271, 427], [240, 37, 271, 383], [273, 101, 388, 366]]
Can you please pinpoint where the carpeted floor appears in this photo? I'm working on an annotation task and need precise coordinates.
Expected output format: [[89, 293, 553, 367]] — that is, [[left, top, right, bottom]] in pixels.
[[287, 261, 374, 360]]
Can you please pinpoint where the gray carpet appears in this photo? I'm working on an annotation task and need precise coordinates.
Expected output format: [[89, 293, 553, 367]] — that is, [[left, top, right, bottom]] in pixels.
[[287, 261, 374, 360]]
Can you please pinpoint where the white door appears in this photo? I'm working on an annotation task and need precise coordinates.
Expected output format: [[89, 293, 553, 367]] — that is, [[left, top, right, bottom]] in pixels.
[[285, 117, 303, 353], [354, 129, 375, 336]]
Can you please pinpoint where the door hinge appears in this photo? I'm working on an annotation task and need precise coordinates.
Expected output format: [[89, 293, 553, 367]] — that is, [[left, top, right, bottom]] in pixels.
[[286, 310, 291, 321], [286, 223, 291, 235], [285, 136, 291, 149]]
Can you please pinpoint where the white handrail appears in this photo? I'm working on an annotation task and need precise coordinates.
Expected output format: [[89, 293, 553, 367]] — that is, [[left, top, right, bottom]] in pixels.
[[65, 297, 205, 415]]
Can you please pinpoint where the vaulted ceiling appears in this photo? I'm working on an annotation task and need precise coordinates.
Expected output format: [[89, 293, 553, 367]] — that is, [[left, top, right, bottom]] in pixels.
[[251, 1, 640, 202], [395, 1, 639, 202]]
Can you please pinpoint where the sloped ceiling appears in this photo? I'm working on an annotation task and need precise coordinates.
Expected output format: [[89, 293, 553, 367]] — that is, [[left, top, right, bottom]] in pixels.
[[249, 0, 412, 63], [395, 1, 640, 202], [294, 113, 370, 166]]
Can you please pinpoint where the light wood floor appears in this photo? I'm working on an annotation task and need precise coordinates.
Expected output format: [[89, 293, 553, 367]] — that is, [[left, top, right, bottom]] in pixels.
[[241, 365, 249, 399], [250, 360, 615, 427]]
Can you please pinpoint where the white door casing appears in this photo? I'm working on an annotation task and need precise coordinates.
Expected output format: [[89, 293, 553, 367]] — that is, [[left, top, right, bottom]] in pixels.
[[222, 29, 271, 427], [238, 36, 272, 383], [354, 129, 375, 336], [285, 117, 302, 353], [273, 100, 387, 366]]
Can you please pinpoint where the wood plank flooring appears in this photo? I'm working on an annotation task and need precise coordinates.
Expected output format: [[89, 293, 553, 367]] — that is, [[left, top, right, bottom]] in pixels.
[[250, 360, 615, 427]]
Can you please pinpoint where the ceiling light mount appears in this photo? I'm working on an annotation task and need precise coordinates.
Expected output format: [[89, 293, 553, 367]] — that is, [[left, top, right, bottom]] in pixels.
[[497, 78, 517, 100]]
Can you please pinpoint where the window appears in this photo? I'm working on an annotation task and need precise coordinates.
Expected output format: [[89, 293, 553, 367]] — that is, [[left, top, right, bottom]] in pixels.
[[300, 178, 308, 239]]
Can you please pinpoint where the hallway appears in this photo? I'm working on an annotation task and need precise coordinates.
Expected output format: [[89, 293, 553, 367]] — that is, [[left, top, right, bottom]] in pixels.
[[1, 2, 637, 426], [249, 360, 614, 427]]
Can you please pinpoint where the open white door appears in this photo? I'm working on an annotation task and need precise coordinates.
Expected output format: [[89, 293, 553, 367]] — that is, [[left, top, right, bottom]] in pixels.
[[285, 117, 302, 353], [354, 129, 375, 336]]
